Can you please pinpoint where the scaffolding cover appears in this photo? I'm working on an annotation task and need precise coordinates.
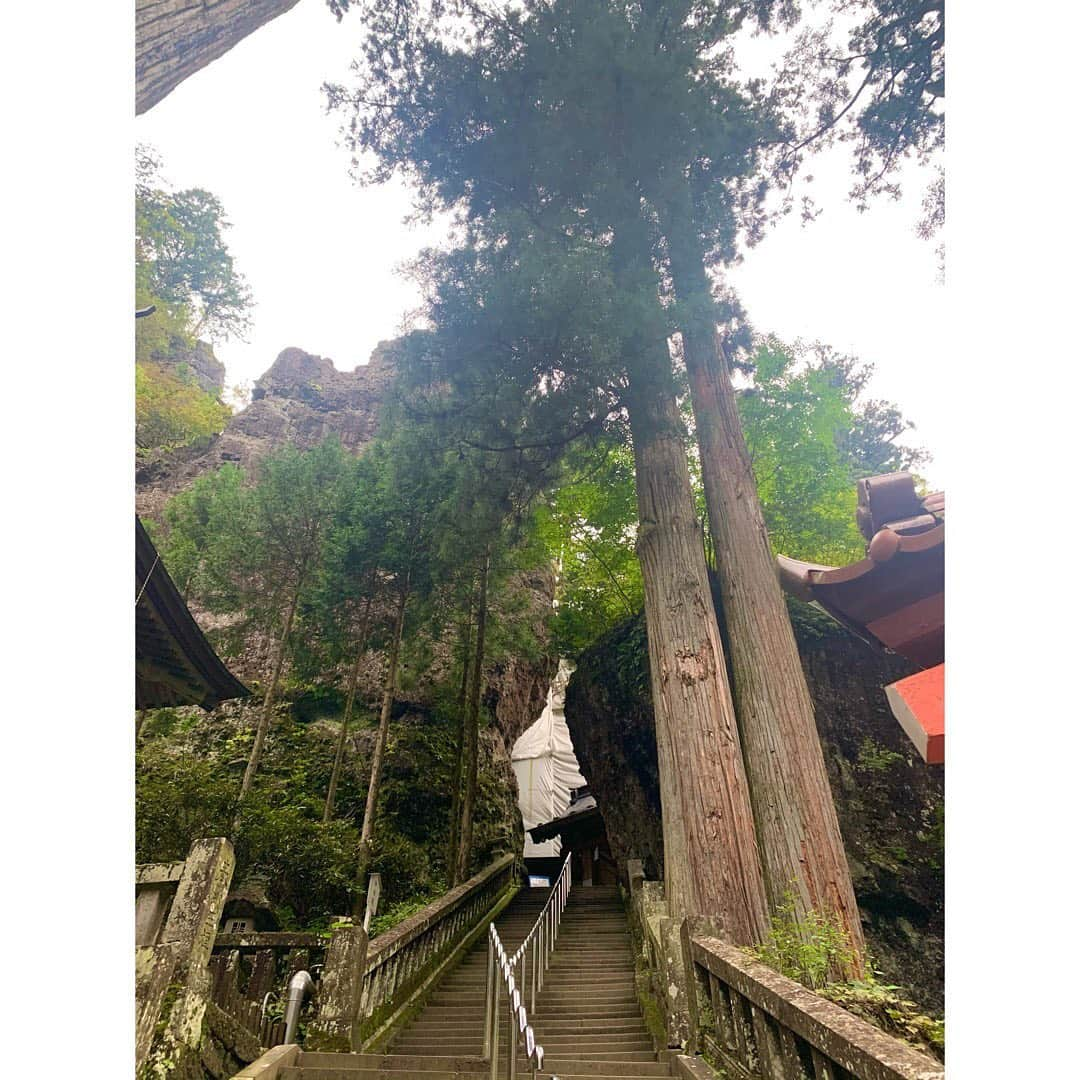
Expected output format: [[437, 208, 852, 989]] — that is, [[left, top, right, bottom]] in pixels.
[[511, 659, 587, 858]]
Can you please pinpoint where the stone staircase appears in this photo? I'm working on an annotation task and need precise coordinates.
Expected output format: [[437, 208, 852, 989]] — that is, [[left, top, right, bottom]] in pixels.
[[279, 885, 676, 1079]]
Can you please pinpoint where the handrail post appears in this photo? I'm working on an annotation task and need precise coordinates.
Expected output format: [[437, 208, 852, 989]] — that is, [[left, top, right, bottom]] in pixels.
[[507, 998, 517, 1080], [490, 966, 500, 1080], [483, 934, 494, 1060]]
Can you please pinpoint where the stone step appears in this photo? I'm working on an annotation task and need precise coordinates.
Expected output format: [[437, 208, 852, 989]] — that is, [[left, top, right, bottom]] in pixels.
[[297, 1053, 486, 1072], [533, 1062, 672, 1077], [320, 887, 674, 1080]]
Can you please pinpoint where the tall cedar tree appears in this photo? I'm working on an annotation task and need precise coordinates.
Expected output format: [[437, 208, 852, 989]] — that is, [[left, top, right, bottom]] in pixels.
[[331, 0, 865, 951], [158, 440, 351, 820], [347, 425, 459, 914], [386, 216, 769, 934], [387, 356, 568, 884]]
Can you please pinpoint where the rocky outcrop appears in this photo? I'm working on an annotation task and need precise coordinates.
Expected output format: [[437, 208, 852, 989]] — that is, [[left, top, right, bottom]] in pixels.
[[165, 339, 227, 397], [136, 336, 558, 911], [136, 342, 397, 519], [136, 0, 302, 114], [564, 593, 944, 1012]]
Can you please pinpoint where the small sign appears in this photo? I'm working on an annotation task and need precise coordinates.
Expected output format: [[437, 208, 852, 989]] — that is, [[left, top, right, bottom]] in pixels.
[[362, 873, 382, 933]]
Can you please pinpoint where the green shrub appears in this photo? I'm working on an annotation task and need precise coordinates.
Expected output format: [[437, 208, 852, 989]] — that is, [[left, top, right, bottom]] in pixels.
[[748, 889, 858, 990]]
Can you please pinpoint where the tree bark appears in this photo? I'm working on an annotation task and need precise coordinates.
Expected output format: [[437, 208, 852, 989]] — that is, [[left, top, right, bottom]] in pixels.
[[455, 551, 489, 885], [353, 575, 409, 917], [609, 202, 769, 939], [136, 0, 302, 114], [323, 592, 376, 824], [447, 592, 475, 885], [234, 576, 301, 825], [625, 366, 770, 940], [664, 206, 865, 968]]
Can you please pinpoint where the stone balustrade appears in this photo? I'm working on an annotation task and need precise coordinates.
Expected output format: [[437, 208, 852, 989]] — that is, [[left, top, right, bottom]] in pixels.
[[355, 852, 518, 1043], [689, 936, 943, 1080], [306, 852, 519, 1053], [625, 860, 944, 1080]]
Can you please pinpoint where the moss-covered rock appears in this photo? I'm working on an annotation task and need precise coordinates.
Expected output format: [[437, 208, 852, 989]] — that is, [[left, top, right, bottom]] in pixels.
[[564, 590, 944, 1012]]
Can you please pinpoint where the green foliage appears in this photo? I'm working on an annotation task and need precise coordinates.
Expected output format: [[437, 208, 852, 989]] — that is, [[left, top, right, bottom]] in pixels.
[[136, 691, 517, 927], [749, 886, 944, 1060], [778, 1, 943, 218], [538, 439, 643, 656], [136, 144, 253, 344], [135, 145, 249, 456], [150, 461, 248, 599], [749, 889, 858, 991], [821, 980, 944, 1061], [738, 339, 865, 565], [856, 738, 906, 773], [135, 360, 231, 457], [368, 893, 441, 938]]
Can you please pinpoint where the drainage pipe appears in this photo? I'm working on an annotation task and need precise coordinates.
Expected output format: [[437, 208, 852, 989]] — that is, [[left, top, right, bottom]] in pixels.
[[283, 970, 314, 1045]]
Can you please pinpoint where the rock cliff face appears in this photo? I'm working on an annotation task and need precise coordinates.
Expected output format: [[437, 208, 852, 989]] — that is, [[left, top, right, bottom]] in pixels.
[[136, 339, 557, 904], [564, 594, 944, 1012], [136, 0, 302, 114], [136, 342, 397, 519], [165, 339, 227, 396]]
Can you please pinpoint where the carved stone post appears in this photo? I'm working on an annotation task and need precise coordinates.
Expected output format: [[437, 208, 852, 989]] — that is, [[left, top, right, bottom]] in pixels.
[[137, 837, 235, 1074], [680, 916, 724, 1056], [307, 925, 369, 1052]]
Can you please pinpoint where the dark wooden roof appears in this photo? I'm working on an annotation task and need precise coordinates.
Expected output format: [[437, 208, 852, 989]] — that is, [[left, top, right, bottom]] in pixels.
[[529, 794, 602, 844], [777, 473, 944, 668], [136, 516, 250, 710]]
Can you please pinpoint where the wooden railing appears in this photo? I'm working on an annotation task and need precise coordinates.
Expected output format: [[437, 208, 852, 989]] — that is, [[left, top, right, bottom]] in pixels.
[[208, 934, 326, 1047], [356, 852, 518, 1044], [689, 936, 944, 1080]]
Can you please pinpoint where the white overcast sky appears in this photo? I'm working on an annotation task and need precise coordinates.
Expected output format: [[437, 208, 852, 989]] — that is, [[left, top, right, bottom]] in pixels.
[[135, 0, 946, 486]]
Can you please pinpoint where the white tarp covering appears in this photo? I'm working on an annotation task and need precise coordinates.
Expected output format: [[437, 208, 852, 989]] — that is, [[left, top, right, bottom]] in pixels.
[[512, 658, 587, 858]]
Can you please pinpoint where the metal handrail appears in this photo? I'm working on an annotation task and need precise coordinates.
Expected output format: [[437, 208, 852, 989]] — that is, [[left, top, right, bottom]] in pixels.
[[483, 854, 571, 1079]]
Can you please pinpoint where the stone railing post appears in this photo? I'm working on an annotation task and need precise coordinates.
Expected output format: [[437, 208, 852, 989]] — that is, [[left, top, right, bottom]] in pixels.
[[160, 838, 236, 980], [307, 925, 370, 1053], [680, 915, 724, 1056], [137, 837, 235, 1075]]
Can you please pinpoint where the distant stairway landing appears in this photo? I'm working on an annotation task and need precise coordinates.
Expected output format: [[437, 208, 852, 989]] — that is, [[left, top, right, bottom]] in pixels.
[[276, 886, 676, 1080]]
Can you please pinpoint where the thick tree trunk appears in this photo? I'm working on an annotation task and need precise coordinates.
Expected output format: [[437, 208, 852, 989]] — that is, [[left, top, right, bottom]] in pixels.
[[136, 0, 302, 114], [447, 595, 475, 885], [455, 552, 489, 885], [665, 210, 865, 968], [323, 594, 376, 824], [235, 577, 301, 823], [609, 203, 768, 938], [353, 577, 409, 917], [625, 368, 770, 940]]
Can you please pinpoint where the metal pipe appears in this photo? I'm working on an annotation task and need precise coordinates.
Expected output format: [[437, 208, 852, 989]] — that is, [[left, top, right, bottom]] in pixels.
[[283, 969, 314, 1045]]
